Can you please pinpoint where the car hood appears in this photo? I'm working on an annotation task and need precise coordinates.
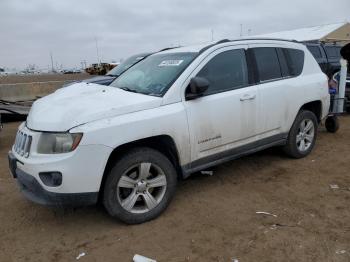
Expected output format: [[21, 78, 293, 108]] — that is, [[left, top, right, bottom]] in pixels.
[[26, 82, 162, 132]]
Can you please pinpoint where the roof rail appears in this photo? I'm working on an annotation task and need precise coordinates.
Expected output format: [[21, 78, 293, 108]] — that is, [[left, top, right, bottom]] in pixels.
[[158, 46, 181, 52], [198, 39, 230, 54], [199, 37, 300, 54]]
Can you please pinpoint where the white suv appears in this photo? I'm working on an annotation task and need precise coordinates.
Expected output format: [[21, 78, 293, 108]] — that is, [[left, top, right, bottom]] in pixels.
[[9, 38, 329, 224]]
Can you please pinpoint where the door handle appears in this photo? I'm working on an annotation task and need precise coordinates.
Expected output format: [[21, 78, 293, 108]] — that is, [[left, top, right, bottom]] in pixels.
[[240, 94, 256, 101]]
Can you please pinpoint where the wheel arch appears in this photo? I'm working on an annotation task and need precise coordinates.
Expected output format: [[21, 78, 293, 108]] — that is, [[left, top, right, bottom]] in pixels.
[[98, 135, 182, 200], [300, 100, 323, 123]]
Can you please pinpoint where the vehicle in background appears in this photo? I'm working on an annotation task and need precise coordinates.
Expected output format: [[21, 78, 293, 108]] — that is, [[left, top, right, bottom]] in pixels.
[[67, 53, 151, 87], [9, 38, 329, 224], [305, 42, 350, 111], [304, 43, 343, 77], [61, 69, 83, 74], [85, 62, 119, 75]]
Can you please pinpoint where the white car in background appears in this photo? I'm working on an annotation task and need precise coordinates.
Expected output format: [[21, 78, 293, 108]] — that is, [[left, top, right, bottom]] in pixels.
[[9, 38, 329, 224]]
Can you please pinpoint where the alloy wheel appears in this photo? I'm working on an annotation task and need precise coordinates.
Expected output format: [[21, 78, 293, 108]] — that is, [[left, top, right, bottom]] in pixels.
[[296, 119, 315, 152], [116, 162, 167, 214]]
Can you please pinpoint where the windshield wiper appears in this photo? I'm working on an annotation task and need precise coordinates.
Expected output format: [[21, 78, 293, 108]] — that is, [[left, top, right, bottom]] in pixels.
[[118, 86, 140, 93], [106, 73, 120, 77]]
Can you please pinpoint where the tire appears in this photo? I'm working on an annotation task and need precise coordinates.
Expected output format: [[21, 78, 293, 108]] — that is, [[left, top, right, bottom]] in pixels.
[[325, 116, 339, 133], [103, 147, 177, 224], [283, 110, 318, 159]]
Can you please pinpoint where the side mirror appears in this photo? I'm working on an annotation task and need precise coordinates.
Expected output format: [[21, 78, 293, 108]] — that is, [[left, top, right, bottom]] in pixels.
[[340, 43, 350, 62], [185, 77, 209, 100]]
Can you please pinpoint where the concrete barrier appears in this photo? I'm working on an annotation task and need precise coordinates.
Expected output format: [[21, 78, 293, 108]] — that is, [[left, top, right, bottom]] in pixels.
[[0, 80, 73, 102]]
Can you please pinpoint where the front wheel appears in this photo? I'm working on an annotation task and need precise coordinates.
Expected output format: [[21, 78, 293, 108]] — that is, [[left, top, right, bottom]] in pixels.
[[284, 110, 318, 158], [103, 148, 177, 224]]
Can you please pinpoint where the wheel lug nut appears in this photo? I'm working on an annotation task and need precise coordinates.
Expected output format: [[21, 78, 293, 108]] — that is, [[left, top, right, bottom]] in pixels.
[[143, 191, 146, 194]]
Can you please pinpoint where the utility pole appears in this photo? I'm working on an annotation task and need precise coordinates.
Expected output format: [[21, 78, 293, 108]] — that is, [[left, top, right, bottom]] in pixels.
[[240, 24, 243, 37], [248, 28, 252, 36], [50, 51, 54, 72], [95, 37, 100, 65]]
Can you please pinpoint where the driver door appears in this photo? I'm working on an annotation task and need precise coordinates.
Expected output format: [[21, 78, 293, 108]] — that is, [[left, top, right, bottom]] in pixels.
[[184, 46, 259, 165]]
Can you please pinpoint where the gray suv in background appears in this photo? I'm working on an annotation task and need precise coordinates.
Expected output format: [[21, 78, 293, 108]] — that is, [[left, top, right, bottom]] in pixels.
[[305, 42, 350, 110]]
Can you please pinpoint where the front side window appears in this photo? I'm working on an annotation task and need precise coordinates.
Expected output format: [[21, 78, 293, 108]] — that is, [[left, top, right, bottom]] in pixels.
[[110, 52, 197, 96], [196, 49, 248, 95], [253, 47, 282, 82]]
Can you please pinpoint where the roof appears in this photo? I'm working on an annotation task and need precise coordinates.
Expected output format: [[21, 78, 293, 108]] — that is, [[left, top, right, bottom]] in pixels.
[[159, 38, 302, 54], [256, 22, 348, 42]]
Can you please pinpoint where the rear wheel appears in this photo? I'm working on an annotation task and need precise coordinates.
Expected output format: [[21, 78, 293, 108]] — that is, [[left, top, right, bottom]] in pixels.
[[284, 110, 318, 158], [325, 115, 339, 133], [103, 147, 177, 224]]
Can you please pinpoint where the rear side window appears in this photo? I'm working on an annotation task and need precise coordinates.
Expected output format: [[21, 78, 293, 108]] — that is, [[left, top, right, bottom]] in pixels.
[[197, 49, 248, 95], [325, 46, 341, 58], [253, 47, 282, 82], [282, 48, 305, 76], [307, 46, 322, 58]]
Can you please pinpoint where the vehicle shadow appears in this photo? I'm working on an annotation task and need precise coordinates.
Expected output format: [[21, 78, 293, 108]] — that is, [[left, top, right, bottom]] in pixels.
[[46, 146, 287, 226]]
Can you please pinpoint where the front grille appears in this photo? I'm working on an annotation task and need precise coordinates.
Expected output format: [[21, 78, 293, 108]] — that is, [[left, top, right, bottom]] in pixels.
[[14, 130, 32, 157]]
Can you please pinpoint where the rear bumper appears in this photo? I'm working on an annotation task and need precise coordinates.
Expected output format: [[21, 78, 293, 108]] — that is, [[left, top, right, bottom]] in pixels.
[[8, 151, 98, 207]]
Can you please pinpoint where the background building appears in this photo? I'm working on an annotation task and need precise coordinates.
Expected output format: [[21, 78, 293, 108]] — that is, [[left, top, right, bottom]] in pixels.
[[257, 22, 350, 45]]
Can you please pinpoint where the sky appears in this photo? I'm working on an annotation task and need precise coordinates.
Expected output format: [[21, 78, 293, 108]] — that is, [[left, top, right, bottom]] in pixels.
[[0, 0, 349, 70]]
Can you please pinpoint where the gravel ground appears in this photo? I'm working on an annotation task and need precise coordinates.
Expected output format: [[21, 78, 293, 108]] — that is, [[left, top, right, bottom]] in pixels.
[[0, 117, 349, 262]]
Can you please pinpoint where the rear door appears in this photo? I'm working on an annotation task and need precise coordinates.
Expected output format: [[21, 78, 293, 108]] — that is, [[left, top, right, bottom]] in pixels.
[[248, 45, 288, 140]]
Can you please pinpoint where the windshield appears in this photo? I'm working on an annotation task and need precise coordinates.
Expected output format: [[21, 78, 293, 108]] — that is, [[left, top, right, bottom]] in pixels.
[[107, 53, 150, 76], [110, 52, 197, 96]]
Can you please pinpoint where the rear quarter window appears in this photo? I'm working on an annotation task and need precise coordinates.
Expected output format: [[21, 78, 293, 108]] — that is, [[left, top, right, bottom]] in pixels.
[[325, 46, 341, 58], [282, 48, 305, 77]]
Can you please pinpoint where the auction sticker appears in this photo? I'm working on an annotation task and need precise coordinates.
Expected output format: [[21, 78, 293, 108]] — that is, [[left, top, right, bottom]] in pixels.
[[158, 60, 184, 67]]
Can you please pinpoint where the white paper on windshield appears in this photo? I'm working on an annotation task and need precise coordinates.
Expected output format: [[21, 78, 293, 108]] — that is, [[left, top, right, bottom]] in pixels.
[[158, 60, 184, 67]]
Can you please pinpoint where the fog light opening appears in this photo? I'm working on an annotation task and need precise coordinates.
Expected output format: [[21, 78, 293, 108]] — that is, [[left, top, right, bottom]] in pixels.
[[39, 172, 62, 187]]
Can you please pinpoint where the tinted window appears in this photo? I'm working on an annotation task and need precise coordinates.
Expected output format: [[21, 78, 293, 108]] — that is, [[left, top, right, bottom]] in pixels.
[[307, 46, 322, 58], [276, 48, 290, 77], [325, 46, 341, 58], [283, 48, 304, 76], [197, 49, 248, 95], [253, 48, 282, 82]]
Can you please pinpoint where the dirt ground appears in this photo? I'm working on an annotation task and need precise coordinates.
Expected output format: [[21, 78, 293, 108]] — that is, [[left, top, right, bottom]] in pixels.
[[0, 73, 90, 84], [0, 117, 349, 262]]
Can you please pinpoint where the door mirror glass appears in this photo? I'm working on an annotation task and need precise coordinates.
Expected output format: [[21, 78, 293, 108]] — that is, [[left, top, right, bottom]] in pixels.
[[185, 77, 209, 100]]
